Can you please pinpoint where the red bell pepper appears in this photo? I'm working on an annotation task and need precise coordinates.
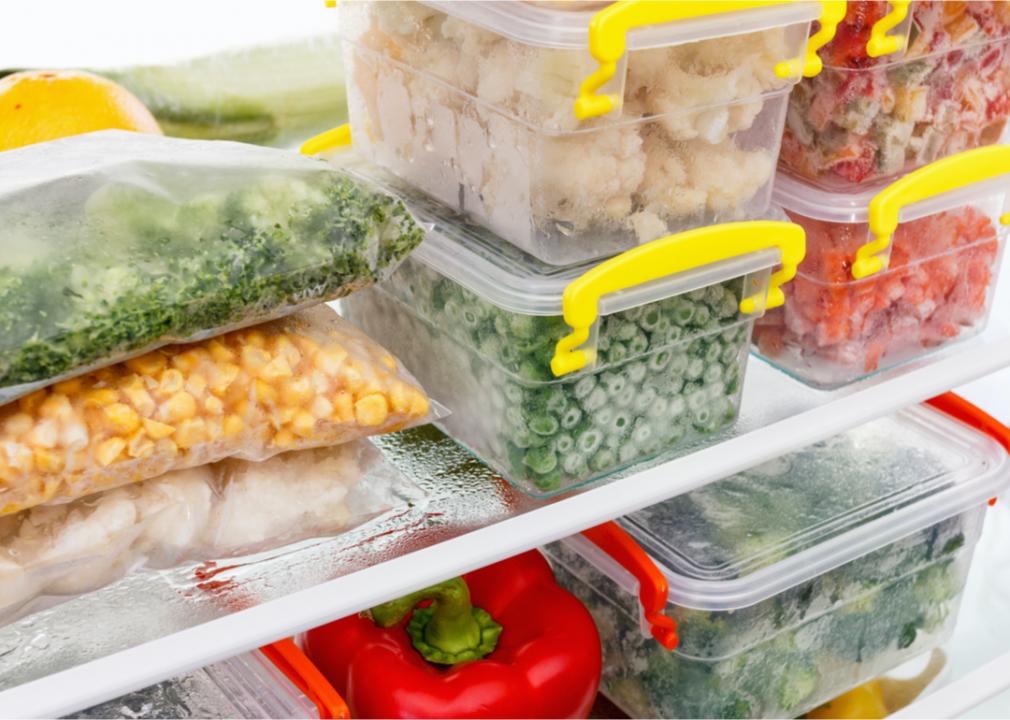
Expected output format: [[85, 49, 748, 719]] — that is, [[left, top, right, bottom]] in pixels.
[[303, 549, 601, 719]]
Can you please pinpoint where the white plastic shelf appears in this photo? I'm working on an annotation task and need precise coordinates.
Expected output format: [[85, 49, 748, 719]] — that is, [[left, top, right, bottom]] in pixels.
[[1, 267, 1009, 717]]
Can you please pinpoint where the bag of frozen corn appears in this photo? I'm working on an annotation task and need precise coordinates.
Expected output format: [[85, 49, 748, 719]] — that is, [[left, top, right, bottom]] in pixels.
[[0, 130, 425, 404], [0, 439, 422, 623], [0, 305, 431, 516]]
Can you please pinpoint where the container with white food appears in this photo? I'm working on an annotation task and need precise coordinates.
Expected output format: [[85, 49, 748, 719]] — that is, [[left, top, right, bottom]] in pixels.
[[545, 398, 1010, 719], [336, 0, 837, 265]]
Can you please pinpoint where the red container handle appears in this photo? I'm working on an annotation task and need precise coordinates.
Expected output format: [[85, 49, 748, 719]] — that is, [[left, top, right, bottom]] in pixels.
[[580, 521, 678, 650], [926, 392, 1010, 506], [261, 638, 351, 719]]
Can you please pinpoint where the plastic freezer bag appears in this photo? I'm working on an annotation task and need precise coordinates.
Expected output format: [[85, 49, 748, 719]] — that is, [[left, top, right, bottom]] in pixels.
[[0, 305, 431, 516], [0, 439, 423, 624], [0, 130, 425, 403]]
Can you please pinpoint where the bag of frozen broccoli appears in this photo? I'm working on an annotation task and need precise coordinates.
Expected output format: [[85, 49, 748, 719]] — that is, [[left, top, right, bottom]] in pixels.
[[0, 438, 423, 624], [0, 130, 425, 404], [0, 305, 432, 516]]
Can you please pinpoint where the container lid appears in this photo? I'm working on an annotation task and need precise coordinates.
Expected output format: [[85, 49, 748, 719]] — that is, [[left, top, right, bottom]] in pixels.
[[421, 1, 820, 51], [615, 404, 1009, 611], [774, 168, 1010, 225], [338, 158, 780, 317]]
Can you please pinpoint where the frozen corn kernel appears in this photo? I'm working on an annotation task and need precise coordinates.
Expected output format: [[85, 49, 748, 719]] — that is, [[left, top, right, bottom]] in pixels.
[[332, 392, 354, 423], [208, 339, 236, 364], [82, 388, 119, 407], [126, 353, 167, 377], [254, 379, 277, 405], [3, 413, 33, 438], [60, 420, 89, 450], [143, 418, 176, 440], [273, 428, 297, 449], [155, 438, 179, 457], [25, 419, 59, 449], [205, 418, 223, 442], [205, 396, 224, 415], [172, 348, 210, 373], [410, 392, 430, 418], [175, 419, 207, 450], [159, 369, 185, 395], [17, 390, 46, 414], [311, 396, 333, 419], [209, 363, 241, 396], [283, 376, 315, 407], [241, 346, 271, 374], [244, 329, 267, 348], [185, 373, 208, 399], [95, 438, 127, 466], [272, 335, 303, 368], [161, 392, 197, 423], [379, 352, 397, 371], [222, 414, 244, 438], [104, 403, 141, 434], [121, 377, 157, 418], [33, 448, 64, 473], [354, 394, 389, 427], [127, 431, 155, 459], [39, 393, 73, 420], [314, 345, 349, 375], [260, 355, 293, 382], [292, 410, 317, 438], [339, 361, 364, 392], [4, 442, 33, 472], [52, 378, 83, 395]]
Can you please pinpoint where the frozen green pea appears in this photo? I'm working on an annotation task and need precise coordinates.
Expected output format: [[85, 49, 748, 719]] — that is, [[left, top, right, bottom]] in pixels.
[[510, 427, 535, 449], [562, 452, 588, 478], [632, 386, 658, 414], [529, 413, 560, 437], [640, 307, 664, 332], [615, 321, 639, 342], [628, 330, 649, 357], [687, 287, 708, 302], [703, 363, 723, 385], [669, 352, 689, 376], [577, 427, 604, 455], [561, 404, 583, 430], [721, 342, 741, 365], [648, 349, 672, 373], [704, 342, 722, 364], [607, 341, 629, 364], [534, 469, 562, 492], [647, 396, 671, 421], [595, 406, 615, 429], [591, 447, 617, 473], [573, 375, 597, 400], [686, 357, 706, 380], [631, 418, 654, 446], [627, 361, 647, 384], [524, 446, 558, 474], [554, 433, 575, 454], [618, 443, 639, 465], [671, 297, 696, 326], [693, 305, 712, 328], [667, 395, 687, 419], [583, 386, 609, 412]]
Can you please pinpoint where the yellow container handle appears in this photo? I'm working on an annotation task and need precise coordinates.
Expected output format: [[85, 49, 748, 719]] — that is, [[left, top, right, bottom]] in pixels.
[[550, 221, 806, 377], [867, 0, 910, 58], [300, 124, 352, 156], [575, 0, 844, 120], [856, 145, 1010, 280]]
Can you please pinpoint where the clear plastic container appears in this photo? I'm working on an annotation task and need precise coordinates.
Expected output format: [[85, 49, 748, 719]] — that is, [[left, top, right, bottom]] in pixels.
[[780, 1, 1010, 189], [544, 401, 1010, 719], [337, 0, 830, 265], [755, 146, 1010, 388], [338, 162, 803, 497]]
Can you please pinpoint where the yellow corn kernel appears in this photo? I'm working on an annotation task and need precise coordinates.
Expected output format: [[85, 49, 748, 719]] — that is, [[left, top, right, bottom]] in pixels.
[[52, 378, 83, 395], [281, 376, 314, 407], [259, 355, 293, 382], [208, 339, 235, 364], [143, 417, 176, 440], [38, 393, 73, 420], [209, 363, 241, 396], [241, 346, 271, 374], [33, 448, 65, 473], [25, 419, 59, 449], [272, 335, 303, 369], [175, 418, 207, 449], [82, 388, 120, 407], [161, 392, 197, 424], [331, 392, 353, 423], [291, 410, 317, 438], [127, 431, 155, 459], [311, 396, 333, 420], [205, 418, 223, 442], [172, 348, 210, 373], [0, 455, 12, 482], [95, 437, 127, 466], [244, 329, 267, 348], [18, 390, 46, 415], [354, 394, 389, 427], [122, 380, 156, 418], [4, 443, 33, 472], [205, 396, 224, 415], [291, 335, 320, 358], [253, 379, 277, 405], [155, 438, 179, 457], [127, 353, 166, 377], [159, 369, 185, 395], [2, 413, 33, 438], [388, 382, 412, 415], [222, 414, 244, 438], [380, 352, 397, 371], [314, 345, 349, 376], [410, 391, 430, 418], [273, 428, 297, 449], [104, 403, 141, 434], [231, 399, 251, 420], [275, 406, 298, 427], [185, 373, 208, 398]]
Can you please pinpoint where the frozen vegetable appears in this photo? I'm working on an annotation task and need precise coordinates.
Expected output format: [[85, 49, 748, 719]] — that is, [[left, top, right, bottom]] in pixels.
[[754, 206, 1001, 382], [781, 2, 1010, 187], [0, 130, 424, 403], [0, 440, 418, 624], [341, 0, 798, 261], [344, 259, 752, 494], [0, 306, 430, 516], [304, 549, 601, 719]]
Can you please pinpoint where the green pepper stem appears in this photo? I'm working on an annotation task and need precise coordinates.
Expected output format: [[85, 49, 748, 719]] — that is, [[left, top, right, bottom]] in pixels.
[[370, 578, 502, 665]]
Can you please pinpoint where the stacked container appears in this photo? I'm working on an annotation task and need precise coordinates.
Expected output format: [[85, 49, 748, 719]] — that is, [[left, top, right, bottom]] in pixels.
[[337, 0, 835, 264], [340, 162, 803, 497], [545, 398, 1010, 718]]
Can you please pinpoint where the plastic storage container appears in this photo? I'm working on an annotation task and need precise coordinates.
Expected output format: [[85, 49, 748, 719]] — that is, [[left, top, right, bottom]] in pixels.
[[781, 1, 1010, 189], [336, 0, 835, 265], [545, 398, 1010, 719], [755, 146, 1009, 388], [339, 164, 804, 496]]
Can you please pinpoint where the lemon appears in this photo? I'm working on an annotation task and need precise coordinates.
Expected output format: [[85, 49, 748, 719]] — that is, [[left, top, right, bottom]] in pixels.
[[0, 69, 162, 151]]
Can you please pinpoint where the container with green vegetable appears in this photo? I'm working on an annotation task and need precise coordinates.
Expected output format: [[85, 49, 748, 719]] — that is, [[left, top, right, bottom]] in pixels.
[[340, 161, 803, 497], [543, 402, 1010, 718], [0, 130, 425, 405]]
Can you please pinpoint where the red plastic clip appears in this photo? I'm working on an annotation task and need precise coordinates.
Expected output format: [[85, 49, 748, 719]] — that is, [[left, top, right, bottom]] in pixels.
[[581, 521, 678, 650], [260, 638, 351, 719], [926, 392, 1010, 506]]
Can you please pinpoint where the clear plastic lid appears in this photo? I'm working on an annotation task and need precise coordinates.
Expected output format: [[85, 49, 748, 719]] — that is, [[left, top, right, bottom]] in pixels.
[[339, 158, 780, 316], [422, 0, 820, 50], [774, 169, 1010, 225], [618, 405, 1009, 611]]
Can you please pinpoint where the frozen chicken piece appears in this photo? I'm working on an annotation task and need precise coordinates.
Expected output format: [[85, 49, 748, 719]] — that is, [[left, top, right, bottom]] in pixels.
[[0, 306, 430, 516]]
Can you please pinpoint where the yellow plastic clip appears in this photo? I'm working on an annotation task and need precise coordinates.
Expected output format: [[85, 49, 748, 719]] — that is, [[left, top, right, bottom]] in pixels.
[[857, 145, 1010, 280], [550, 221, 806, 377], [775, 0, 847, 79], [575, 1, 818, 120], [300, 124, 352, 156], [867, 0, 910, 57]]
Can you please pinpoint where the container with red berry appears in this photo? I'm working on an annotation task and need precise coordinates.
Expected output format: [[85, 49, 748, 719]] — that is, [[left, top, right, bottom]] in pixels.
[[755, 146, 1009, 388], [780, 1, 1010, 190]]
